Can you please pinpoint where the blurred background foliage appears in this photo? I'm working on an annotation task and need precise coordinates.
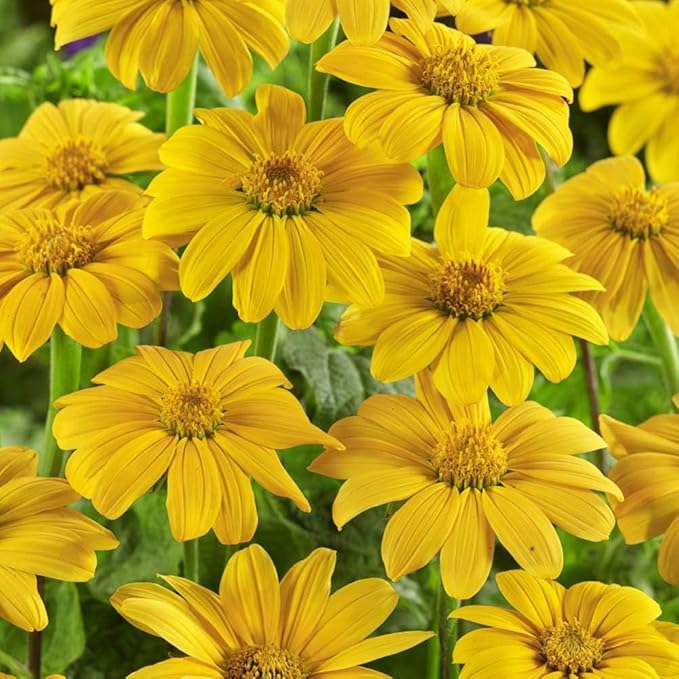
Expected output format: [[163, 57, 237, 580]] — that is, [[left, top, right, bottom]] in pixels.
[[0, 1, 675, 677]]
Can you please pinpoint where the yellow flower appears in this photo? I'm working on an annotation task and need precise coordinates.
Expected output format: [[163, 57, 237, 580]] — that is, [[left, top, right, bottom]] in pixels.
[[336, 186, 607, 405], [53, 342, 341, 543], [580, 1, 679, 183], [310, 370, 619, 599], [317, 18, 572, 199], [0, 446, 117, 632], [0, 192, 178, 362], [0, 99, 163, 211], [601, 408, 679, 586], [143, 84, 422, 327], [455, 0, 640, 87], [111, 544, 433, 679], [452, 570, 679, 676], [533, 156, 679, 342], [49, 0, 288, 95]]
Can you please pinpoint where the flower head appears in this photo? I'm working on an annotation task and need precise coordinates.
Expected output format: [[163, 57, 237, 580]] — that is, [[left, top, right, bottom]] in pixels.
[[336, 185, 607, 405], [580, 1, 679, 183], [112, 544, 433, 678], [143, 84, 422, 328], [455, 0, 640, 86], [0, 191, 179, 362], [310, 370, 620, 599], [533, 156, 679, 341], [317, 19, 573, 199], [53, 342, 342, 543], [0, 446, 117, 632], [0, 99, 163, 210], [50, 0, 288, 95], [452, 570, 679, 677]]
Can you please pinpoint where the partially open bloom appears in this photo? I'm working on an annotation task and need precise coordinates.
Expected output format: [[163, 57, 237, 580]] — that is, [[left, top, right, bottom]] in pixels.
[[317, 19, 572, 198], [452, 570, 679, 677], [533, 156, 679, 341], [112, 544, 432, 678], [454, 0, 640, 87], [144, 84, 422, 328], [310, 370, 619, 599], [0, 191, 178, 362], [53, 342, 341, 543], [580, 1, 679, 183], [0, 446, 117, 631], [336, 186, 607, 405], [50, 0, 288, 95], [0, 99, 163, 211], [602, 406, 679, 586]]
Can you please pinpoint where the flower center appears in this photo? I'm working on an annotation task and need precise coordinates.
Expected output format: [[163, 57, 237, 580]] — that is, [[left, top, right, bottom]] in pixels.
[[45, 136, 108, 192], [504, 0, 547, 6], [241, 150, 323, 217], [430, 259, 505, 320], [540, 619, 605, 675], [222, 645, 308, 679], [608, 186, 668, 240], [656, 52, 679, 94], [159, 382, 223, 439], [18, 216, 95, 275], [431, 424, 507, 489], [420, 44, 499, 105]]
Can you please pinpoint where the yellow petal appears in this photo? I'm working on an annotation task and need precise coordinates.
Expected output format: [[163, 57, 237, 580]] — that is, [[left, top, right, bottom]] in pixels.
[[253, 85, 307, 153], [127, 657, 222, 679], [0, 447, 37, 485], [659, 516, 679, 585], [495, 569, 565, 628], [336, 0, 390, 44], [286, 0, 334, 43], [494, 6, 538, 53], [435, 185, 489, 259], [0, 566, 47, 631]]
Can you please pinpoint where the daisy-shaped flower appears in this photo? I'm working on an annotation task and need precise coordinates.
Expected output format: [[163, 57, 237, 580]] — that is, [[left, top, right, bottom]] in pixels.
[[317, 18, 572, 199], [601, 403, 679, 585], [53, 342, 341, 543], [533, 156, 679, 342], [0, 99, 163, 211], [49, 0, 287, 95], [310, 370, 619, 599], [336, 186, 607, 405], [454, 0, 640, 87], [580, 1, 679, 183], [112, 544, 432, 678], [0, 191, 178, 362], [143, 84, 422, 327], [452, 570, 679, 677], [0, 446, 117, 632]]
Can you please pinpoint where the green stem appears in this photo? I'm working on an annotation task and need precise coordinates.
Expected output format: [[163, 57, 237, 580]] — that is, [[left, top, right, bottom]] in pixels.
[[0, 649, 31, 679], [448, 597, 461, 679], [166, 52, 199, 135], [183, 539, 200, 583], [643, 297, 679, 400], [426, 565, 441, 679], [254, 312, 280, 362], [307, 18, 340, 122], [426, 144, 454, 218], [579, 339, 607, 473]]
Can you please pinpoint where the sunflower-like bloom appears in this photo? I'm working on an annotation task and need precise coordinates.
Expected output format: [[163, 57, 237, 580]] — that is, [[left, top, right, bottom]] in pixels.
[[454, 0, 640, 87], [0, 192, 178, 362], [533, 156, 679, 342], [53, 342, 341, 543], [0, 446, 117, 632], [601, 405, 679, 586], [451, 570, 679, 677], [112, 544, 432, 678], [49, 0, 287, 95], [310, 370, 619, 599], [336, 186, 607, 405], [0, 99, 163, 211], [317, 18, 572, 199], [143, 84, 422, 327], [580, 1, 679, 183]]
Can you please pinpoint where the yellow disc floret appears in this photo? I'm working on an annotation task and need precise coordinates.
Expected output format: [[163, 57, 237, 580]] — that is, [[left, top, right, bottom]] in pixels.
[[159, 382, 224, 439], [608, 186, 668, 240], [241, 150, 323, 217], [45, 136, 108, 192], [222, 645, 308, 679], [505, 0, 547, 7], [540, 619, 605, 675]]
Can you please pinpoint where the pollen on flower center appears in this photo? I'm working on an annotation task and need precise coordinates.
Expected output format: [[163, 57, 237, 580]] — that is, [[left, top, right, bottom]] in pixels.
[[159, 382, 223, 439], [420, 44, 499, 105], [608, 186, 668, 240], [505, 0, 547, 6], [45, 136, 108, 192], [656, 52, 679, 93], [540, 619, 605, 674], [241, 150, 323, 217], [430, 259, 506, 320], [222, 645, 308, 679], [18, 216, 95, 275], [431, 424, 507, 489]]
